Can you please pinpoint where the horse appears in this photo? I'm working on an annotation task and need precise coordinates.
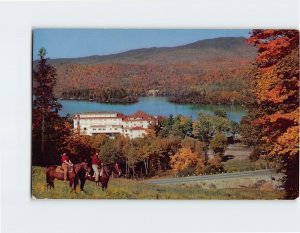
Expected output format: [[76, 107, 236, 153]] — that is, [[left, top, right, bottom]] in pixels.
[[46, 162, 88, 191], [87, 162, 122, 191]]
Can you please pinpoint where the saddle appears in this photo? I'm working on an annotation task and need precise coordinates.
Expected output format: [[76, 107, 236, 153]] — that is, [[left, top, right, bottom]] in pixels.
[[55, 166, 63, 173], [55, 166, 73, 173]]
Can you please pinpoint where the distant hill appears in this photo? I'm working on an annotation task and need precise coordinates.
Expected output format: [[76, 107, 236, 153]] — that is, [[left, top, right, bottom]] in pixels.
[[41, 37, 256, 65], [33, 37, 257, 105]]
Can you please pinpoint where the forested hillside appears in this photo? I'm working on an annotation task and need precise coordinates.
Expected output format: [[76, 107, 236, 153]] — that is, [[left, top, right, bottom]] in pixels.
[[34, 37, 257, 104]]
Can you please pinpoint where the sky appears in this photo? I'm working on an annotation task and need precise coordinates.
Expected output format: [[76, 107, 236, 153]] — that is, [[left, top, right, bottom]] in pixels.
[[33, 29, 251, 60]]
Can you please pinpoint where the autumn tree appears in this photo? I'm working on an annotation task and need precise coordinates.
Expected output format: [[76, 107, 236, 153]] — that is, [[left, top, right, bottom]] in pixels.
[[62, 131, 94, 162], [32, 48, 63, 165], [206, 155, 224, 174], [248, 30, 299, 199], [158, 136, 181, 171], [239, 116, 260, 147], [180, 137, 204, 156], [169, 147, 205, 176]]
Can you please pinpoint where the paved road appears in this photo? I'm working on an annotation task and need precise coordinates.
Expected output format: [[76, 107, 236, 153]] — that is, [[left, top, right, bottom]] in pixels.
[[145, 170, 273, 185]]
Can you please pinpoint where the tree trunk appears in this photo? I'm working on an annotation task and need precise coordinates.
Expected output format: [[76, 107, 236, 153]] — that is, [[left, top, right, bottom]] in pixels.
[[144, 160, 148, 176], [125, 158, 128, 176]]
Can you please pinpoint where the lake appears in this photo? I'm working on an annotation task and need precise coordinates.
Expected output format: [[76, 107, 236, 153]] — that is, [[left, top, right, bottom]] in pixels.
[[59, 96, 246, 122]]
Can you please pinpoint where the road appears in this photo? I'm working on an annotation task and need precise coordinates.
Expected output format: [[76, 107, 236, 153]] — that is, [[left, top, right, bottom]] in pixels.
[[145, 170, 274, 185]]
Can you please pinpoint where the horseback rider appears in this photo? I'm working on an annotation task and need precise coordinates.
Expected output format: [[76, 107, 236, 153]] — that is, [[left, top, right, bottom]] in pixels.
[[61, 152, 73, 182], [91, 152, 101, 185]]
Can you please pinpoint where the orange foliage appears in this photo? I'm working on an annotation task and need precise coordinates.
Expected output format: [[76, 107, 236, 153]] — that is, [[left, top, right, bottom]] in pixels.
[[249, 30, 299, 159], [169, 147, 204, 175], [52, 61, 253, 105]]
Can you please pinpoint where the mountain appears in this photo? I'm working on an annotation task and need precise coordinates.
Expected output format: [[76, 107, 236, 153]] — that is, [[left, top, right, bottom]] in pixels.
[[43, 37, 256, 65]]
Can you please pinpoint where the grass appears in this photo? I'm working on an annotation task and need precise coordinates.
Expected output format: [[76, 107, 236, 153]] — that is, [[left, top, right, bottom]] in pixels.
[[223, 158, 269, 173], [32, 166, 284, 200]]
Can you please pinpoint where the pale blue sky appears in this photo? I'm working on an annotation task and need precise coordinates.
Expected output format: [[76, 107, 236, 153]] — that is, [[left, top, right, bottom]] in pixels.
[[33, 29, 251, 60]]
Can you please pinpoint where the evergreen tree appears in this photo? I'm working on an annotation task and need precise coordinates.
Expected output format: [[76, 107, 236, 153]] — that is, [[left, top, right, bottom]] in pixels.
[[32, 48, 62, 165]]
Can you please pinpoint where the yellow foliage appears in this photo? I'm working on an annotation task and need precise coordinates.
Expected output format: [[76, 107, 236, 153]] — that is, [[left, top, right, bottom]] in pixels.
[[276, 126, 299, 157], [169, 147, 204, 175]]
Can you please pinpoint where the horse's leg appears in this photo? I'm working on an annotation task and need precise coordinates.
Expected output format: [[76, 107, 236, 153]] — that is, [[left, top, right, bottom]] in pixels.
[[80, 177, 86, 192], [105, 176, 110, 191], [46, 172, 51, 189], [96, 177, 100, 186], [99, 175, 102, 186], [69, 178, 76, 192]]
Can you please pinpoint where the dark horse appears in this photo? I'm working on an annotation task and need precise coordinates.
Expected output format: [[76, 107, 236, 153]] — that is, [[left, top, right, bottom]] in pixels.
[[46, 162, 88, 191], [88, 162, 122, 191]]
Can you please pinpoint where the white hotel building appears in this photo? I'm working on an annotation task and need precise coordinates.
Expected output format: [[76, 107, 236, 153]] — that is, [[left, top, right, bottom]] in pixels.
[[73, 111, 156, 139]]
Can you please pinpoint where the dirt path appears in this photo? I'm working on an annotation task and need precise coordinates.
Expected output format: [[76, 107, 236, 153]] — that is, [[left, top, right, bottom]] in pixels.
[[208, 143, 253, 160]]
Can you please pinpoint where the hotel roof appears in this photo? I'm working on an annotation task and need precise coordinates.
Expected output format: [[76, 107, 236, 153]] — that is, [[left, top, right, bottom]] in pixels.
[[74, 111, 154, 121], [77, 111, 123, 115]]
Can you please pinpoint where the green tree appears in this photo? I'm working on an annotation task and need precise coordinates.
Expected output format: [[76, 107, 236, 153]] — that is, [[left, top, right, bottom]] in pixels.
[[210, 132, 227, 156], [32, 48, 62, 165], [100, 139, 118, 163], [214, 116, 231, 133], [214, 109, 227, 118], [192, 113, 214, 164], [122, 140, 142, 177], [230, 121, 239, 139], [179, 115, 193, 136]]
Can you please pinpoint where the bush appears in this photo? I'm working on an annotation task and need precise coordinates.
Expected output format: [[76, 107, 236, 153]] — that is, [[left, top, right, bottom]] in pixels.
[[205, 155, 225, 174], [249, 148, 261, 161]]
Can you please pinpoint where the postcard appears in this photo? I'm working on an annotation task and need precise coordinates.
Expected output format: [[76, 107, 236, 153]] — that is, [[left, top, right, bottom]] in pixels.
[[32, 29, 299, 199]]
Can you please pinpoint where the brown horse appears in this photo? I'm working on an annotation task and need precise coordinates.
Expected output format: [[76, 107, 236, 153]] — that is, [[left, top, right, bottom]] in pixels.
[[46, 162, 88, 191], [87, 162, 122, 191]]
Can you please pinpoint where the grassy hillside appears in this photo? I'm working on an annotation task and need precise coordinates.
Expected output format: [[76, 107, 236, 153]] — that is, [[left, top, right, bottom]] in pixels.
[[32, 166, 284, 200]]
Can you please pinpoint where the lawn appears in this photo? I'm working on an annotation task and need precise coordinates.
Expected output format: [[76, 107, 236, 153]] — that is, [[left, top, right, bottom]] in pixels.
[[32, 166, 284, 200]]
